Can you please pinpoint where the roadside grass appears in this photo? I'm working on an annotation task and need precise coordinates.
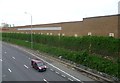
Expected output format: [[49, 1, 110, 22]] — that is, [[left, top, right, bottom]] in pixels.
[[2, 37, 119, 79]]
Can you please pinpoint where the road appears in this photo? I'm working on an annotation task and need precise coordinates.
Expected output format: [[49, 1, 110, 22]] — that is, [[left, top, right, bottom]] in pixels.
[[2, 42, 95, 82]]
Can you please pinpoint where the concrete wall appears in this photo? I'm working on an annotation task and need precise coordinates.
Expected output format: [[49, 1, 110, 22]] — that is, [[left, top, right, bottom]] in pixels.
[[2, 14, 119, 38]]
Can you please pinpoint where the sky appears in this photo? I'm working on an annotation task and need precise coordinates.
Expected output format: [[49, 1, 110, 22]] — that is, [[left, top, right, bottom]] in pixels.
[[0, 0, 120, 26]]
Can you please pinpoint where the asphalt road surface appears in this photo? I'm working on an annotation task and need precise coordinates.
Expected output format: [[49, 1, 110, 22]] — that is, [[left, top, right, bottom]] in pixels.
[[2, 42, 95, 83]]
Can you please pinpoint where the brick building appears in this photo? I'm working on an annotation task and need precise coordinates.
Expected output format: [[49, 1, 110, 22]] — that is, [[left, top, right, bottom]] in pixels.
[[2, 14, 120, 38]]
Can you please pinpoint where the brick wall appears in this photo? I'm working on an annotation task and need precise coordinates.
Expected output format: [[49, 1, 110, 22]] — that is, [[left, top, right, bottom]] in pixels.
[[2, 14, 119, 38]]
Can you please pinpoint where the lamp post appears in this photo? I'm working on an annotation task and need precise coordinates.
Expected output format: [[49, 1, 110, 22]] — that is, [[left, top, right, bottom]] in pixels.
[[25, 12, 33, 49]]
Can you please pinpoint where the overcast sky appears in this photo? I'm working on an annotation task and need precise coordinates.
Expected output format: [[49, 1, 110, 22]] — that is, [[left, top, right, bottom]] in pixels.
[[0, 0, 119, 26]]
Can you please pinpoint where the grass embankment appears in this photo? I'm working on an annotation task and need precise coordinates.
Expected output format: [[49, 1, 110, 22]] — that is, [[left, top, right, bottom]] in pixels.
[[2, 33, 120, 79]]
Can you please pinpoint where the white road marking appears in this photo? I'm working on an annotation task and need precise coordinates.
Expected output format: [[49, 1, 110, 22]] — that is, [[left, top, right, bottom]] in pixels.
[[0, 59, 2, 61], [4, 52, 7, 54], [68, 78, 73, 81], [28, 58, 31, 59], [43, 79, 49, 83], [13, 45, 82, 82], [72, 68, 75, 70], [50, 69, 53, 71], [8, 69, 12, 72], [29, 52, 81, 81], [12, 57, 15, 59], [62, 75, 66, 78], [24, 65, 29, 69], [55, 71, 59, 74]]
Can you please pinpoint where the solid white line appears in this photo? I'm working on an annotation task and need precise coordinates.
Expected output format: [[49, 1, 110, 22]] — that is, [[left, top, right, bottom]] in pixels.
[[14, 46, 82, 82], [43, 79, 49, 83], [12, 57, 15, 59], [8, 69, 12, 72], [24, 65, 29, 69], [29, 52, 81, 81], [0, 59, 2, 61]]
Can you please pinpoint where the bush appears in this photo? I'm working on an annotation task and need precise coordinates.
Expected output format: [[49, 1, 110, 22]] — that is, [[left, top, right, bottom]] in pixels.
[[2, 33, 119, 57], [2, 33, 120, 79]]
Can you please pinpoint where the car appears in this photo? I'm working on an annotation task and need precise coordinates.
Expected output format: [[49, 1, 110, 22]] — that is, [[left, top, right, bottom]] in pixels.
[[31, 59, 47, 72]]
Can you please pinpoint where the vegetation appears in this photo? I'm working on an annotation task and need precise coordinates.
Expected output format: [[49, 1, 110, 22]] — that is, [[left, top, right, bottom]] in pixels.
[[2, 33, 120, 79]]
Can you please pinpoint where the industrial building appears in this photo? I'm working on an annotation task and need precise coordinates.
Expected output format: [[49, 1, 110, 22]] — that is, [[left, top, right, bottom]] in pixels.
[[2, 14, 120, 38]]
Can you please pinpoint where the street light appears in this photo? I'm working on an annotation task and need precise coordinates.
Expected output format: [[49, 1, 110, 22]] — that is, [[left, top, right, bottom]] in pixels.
[[25, 12, 33, 49]]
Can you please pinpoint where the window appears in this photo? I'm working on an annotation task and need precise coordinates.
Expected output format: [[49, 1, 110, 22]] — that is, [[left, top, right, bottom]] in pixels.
[[109, 33, 114, 37], [74, 34, 78, 37], [58, 33, 60, 36], [88, 32, 92, 36], [37, 62, 44, 67], [50, 33, 52, 35], [47, 33, 49, 35], [62, 33, 65, 36]]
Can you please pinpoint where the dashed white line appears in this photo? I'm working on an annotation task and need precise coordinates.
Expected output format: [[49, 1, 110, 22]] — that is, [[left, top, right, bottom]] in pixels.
[[55, 71, 59, 74], [43, 79, 49, 83], [62, 75, 66, 78], [24, 65, 29, 69], [68, 78, 73, 81], [72, 68, 75, 70], [13, 45, 82, 82], [12, 57, 15, 59], [8, 69, 12, 72], [28, 52, 81, 81], [50, 69, 53, 71]]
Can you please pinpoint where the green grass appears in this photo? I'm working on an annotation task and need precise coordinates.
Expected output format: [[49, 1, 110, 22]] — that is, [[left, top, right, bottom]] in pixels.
[[2, 37, 119, 79]]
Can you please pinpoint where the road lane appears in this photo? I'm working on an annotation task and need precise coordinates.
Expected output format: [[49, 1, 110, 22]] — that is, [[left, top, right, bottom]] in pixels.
[[2, 43, 69, 81]]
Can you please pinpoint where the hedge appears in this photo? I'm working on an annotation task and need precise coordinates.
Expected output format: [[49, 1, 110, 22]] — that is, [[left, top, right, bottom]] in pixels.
[[2, 36, 119, 79], [2, 33, 119, 57]]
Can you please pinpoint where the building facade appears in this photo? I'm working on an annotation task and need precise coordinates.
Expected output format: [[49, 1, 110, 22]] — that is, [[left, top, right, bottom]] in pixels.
[[2, 14, 120, 38]]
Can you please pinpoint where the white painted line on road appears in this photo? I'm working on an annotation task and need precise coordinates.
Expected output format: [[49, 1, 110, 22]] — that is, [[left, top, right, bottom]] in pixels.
[[24, 65, 29, 69], [62, 75, 66, 78], [50, 69, 53, 71], [12, 57, 15, 59], [27, 51, 81, 81], [72, 68, 75, 70], [15, 46, 82, 82], [55, 71, 59, 74], [43, 79, 49, 83], [68, 78, 73, 81], [8, 69, 12, 72], [0, 59, 2, 61], [28, 58, 31, 59], [4, 52, 7, 54]]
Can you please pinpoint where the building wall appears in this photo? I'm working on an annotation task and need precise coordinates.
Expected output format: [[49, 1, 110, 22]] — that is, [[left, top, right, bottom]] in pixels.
[[2, 15, 119, 38], [82, 15, 118, 37]]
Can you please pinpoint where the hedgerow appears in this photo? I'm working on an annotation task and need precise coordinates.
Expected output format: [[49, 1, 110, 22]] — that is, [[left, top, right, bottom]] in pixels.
[[2, 33, 120, 79], [2, 33, 119, 57]]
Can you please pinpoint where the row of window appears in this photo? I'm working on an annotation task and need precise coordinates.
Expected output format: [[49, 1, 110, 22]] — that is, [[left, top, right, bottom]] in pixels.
[[7, 32, 115, 37]]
